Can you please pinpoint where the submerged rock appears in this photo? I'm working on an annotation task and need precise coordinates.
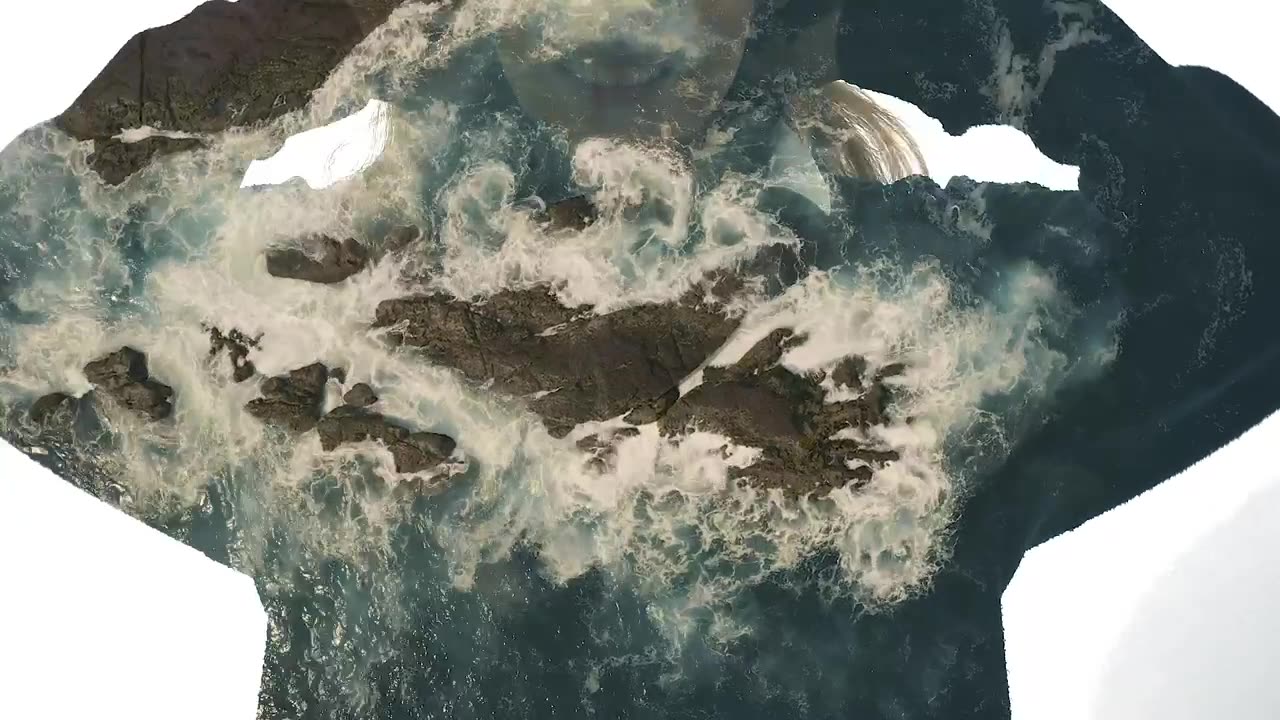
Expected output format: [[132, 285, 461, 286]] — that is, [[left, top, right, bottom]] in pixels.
[[375, 278, 740, 437], [343, 383, 378, 407], [540, 195, 598, 232], [316, 405, 456, 474], [83, 347, 175, 421], [244, 362, 329, 432], [206, 325, 259, 382], [29, 392, 77, 425], [659, 330, 902, 498], [383, 225, 423, 255], [56, 0, 411, 183], [265, 236, 369, 284]]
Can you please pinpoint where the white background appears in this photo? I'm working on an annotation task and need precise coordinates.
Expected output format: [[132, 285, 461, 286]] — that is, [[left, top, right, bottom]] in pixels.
[[1, 2, 1278, 719]]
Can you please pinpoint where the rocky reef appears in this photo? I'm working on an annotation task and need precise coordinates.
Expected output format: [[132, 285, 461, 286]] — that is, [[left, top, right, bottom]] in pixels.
[[374, 279, 741, 438], [373, 232, 906, 496]]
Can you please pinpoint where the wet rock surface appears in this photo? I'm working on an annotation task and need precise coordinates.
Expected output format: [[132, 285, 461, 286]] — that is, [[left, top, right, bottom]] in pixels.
[[659, 329, 902, 498], [317, 405, 456, 474], [206, 325, 259, 382], [265, 235, 370, 284], [244, 362, 330, 432], [29, 392, 79, 425], [375, 279, 741, 438], [83, 347, 175, 421]]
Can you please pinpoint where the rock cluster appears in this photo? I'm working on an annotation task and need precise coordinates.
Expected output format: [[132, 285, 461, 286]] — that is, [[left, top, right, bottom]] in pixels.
[[82, 347, 176, 421], [243, 362, 457, 476], [244, 362, 330, 432], [317, 406, 456, 474], [206, 325, 259, 382]]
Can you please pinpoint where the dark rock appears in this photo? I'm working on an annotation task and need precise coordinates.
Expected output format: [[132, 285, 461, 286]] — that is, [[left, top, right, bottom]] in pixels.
[[343, 383, 378, 407], [659, 342, 903, 498], [706, 328, 805, 385], [316, 405, 456, 474], [541, 195, 598, 231], [375, 278, 739, 438], [83, 347, 175, 421], [265, 236, 369, 284], [245, 362, 329, 432], [89, 136, 205, 186], [876, 362, 907, 380], [328, 366, 347, 384], [206, 325, 259, 383], [830, 356, 867, 390], [56, 0, 410, 182]]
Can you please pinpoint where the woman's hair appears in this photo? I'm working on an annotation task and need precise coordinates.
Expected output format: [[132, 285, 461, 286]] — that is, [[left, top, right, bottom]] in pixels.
[[747, 0, 929, 184], [787, 80, 929, 183]]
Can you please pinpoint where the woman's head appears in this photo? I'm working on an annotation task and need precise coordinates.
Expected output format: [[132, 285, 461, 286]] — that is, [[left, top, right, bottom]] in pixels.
[[495, 0, 757, 141]]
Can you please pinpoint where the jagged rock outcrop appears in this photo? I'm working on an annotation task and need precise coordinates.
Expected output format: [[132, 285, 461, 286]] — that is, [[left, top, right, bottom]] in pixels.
[[56, 0, 411, 183], [343, 383, 378, 407], [265, 235, 370, 283], [206, 325, 259, 382], [83, 347, 175, 421], [658, 328, 902, 498], [316, 405, 456, 474], [244, 362, 330, 432], [374, 279, 741, 437]]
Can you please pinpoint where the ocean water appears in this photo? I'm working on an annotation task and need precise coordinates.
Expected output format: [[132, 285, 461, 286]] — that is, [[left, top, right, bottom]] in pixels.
[[0, 3, 1125, 717]]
